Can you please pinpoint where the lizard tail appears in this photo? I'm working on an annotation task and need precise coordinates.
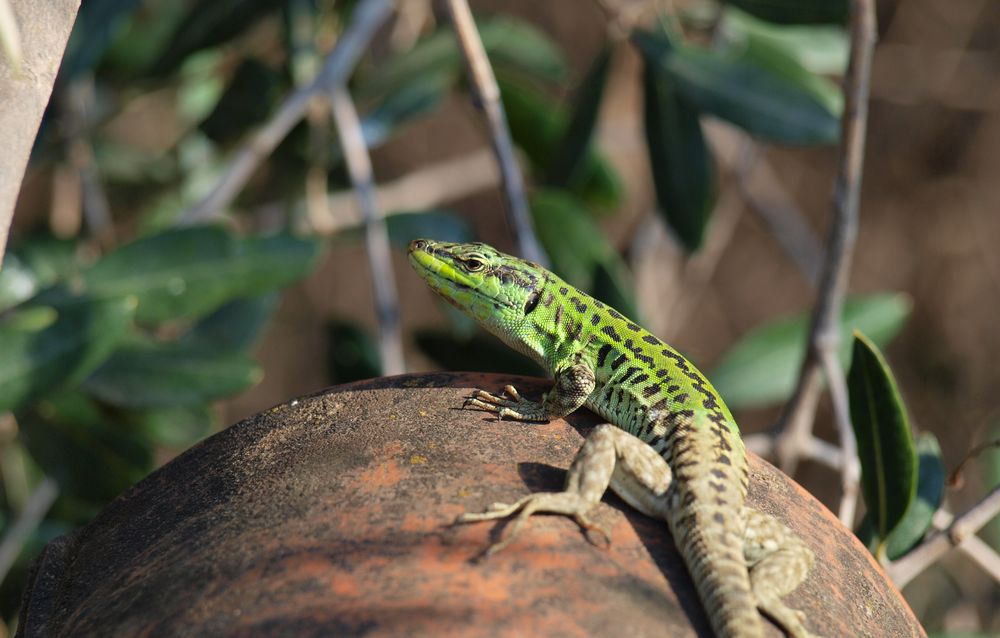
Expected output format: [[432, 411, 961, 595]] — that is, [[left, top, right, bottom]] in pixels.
[[669, 498, 763, 638]]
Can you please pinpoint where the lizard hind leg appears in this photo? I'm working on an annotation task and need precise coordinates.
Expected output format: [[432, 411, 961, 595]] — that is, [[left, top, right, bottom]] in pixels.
[[743, 507, 819, 638], [456, 424, 673, 555]]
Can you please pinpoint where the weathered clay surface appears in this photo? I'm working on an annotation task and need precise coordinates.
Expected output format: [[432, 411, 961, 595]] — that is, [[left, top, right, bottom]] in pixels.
[[17, 373, 925, 637]]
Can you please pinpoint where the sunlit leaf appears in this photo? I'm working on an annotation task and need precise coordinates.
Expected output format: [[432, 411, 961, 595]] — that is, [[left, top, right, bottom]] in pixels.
[[722, 7, 849, 75], [0, 298, 135, 413], [69, 227, 321, 324], [711, 293, 912, 408], [0, 254, 38, 312], [848, 331, 917, 549]]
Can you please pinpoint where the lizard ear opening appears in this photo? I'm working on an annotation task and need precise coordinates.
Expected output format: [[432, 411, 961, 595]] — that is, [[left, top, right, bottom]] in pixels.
[[523, 291, 541, 315]]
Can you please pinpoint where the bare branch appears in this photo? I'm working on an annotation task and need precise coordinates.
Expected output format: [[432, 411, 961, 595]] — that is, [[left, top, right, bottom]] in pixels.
[[773, 0, 877, 478], [176, 0, 396, 226], [888, 486, 1000, 588], [820, 348, 860, 524], [328, 86, 405, 376], [0, 477, 58, 584], [441, 0, 546, 266]]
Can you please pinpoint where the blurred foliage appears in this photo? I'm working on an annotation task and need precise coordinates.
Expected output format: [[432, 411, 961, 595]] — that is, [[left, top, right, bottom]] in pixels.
[[6, 0, 945, 630]]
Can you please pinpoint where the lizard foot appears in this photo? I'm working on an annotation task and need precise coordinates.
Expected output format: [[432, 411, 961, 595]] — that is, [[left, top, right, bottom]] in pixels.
[[456, 491, 610, 556], [462, 385, 547, 422]]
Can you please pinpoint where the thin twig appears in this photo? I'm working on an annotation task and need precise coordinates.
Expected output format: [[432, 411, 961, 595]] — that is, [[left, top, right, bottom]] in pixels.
[[0, 477, 58, 584], [64, 77, 115, 248], [328, 86, 405, 375], [176, 0, 396, 226], [441, 0, 546, 266], [820, 348, 860, 524], [888, 486, 1000, 588], [773, 0, 877, 477]]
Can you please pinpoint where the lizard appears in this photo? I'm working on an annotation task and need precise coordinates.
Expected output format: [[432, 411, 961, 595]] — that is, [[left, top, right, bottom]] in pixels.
[[407, 239, 817, 638]]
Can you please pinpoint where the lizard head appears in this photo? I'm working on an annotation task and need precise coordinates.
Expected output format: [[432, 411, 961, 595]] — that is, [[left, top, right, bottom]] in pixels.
[[407, 239, 544, 337]]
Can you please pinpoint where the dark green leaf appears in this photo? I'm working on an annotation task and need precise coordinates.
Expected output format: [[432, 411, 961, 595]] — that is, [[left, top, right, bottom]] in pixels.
[[415, 330, 541, 376], [632, 28, 840, 145], [58, 0, 144, 83], [359, 72, 452, 150], [19, 391, 150, 502], [76, 227, 322, 324], [529, 190, 638, 319], [501, 78, 624, 212], [883, 433, 945, 560], [151, 0, 286, 76], [982, 424, 1000, 553], [132, 405, 215, 449], [711, 293, 912, 409], [10, 234, 80, 288], [200, 59, 283, 144], [182, 294, 279, 352], [639, 43, 716, 250], [546, 44, 614, 188], [384, 211, 473, 249], [83, 338, 261, 408], [326, 320, 382, 384], [0, 298, 135, 413], [721, 0, 848, 25], [848, 331, 917, 546]]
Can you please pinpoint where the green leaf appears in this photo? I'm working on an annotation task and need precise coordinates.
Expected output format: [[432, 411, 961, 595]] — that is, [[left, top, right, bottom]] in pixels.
[[632, 28, 840, 145], [546, 44, 614, 188], [9, 234, 80, 289], [501, 78, 624, 212], [19, 391, 150, 502], [199, 58, 283, 144], [82, 337, 261, 409], [415, 330, 541, 377], [151, 0, 285, 76], [73, 227, 322, 324], [848, 331, 918, 548], [0, 254, 39, 312], [721, 7, 849, 75], [720, 9, 844, 116], [360, 73, 452, 150], [362, 17, 566, 98], [711, 293, 912, 409], [181, 294, 279, 352], [721, 0, 848, 25], [0, 298, 135, 413], [529, 190, 638, 320], [384, 210, 473, 249], [982, 424, 1000, 553], [882, 433, 945, 560], [326, 320, 382, 384], [639, 42, 716, 250], [132, 405, 215, 449]]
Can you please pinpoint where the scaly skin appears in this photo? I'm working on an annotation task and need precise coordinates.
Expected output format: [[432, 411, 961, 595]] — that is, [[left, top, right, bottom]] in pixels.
[[408, 239, 817, 638]]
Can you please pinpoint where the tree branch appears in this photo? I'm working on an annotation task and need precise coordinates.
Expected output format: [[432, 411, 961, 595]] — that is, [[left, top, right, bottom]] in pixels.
[[328, 86, 405, 376], [773, 0, 877, 481], [888, 486, 1000, 588], [441, 0, 546, 266], [176, 0, 395, 226], [0, 477, 58, 584]]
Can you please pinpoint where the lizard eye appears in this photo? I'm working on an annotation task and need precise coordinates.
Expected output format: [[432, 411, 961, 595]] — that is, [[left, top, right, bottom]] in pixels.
[[463, 258, 485, 272]]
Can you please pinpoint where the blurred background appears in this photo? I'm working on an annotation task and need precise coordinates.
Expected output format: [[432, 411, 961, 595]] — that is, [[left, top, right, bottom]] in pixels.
[[1, 0, 999, 634]]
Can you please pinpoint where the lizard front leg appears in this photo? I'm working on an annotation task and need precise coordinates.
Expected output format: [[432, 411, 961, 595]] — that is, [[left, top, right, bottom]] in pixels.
[[464, 362, 595, 422]]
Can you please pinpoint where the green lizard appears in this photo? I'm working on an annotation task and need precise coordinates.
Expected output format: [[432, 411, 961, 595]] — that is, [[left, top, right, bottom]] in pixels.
[[408, 239, 817, 638]]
